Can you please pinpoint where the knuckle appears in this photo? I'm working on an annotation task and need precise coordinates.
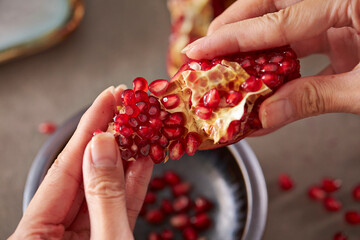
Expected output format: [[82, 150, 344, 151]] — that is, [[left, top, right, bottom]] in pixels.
[[295, 79, 326, 116], [261, 9, 290, 45], [86, 175, 125, 200]]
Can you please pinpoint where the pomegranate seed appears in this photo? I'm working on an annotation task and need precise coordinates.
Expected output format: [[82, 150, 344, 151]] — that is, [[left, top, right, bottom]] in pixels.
[[203, 88, 220, 108], [333, 232, 347, 240], [134, 90, 149, 102], [324, 197, 342, 212], [191, 212, 212, 230], [280, 58, 296, 74], [269, 55, 284, 63], [136, 101, 150, 113], [240, 59, 253, 68], [138, 113, 148, 123], [159, 110, 170, 120], [169, 141, 185, 160], [162, 126, 184, 140], [147, 232, 162, 240], [149, 79, 170, 96], [92, 129, 103, 136], [170, 213, 190, 229], [195, 106, 212, 119], [241, 76, 262, 92], [164, 112, 185, 126], [148, 117, 163, 130], [172, 182, 191, 197], [194, 196, 213, 212], [255, 55, 267, 64], [182, 227, 198, 240], [149, 96, 160, 107], [125, 105, 140, 117], [118, 134, 133, 147], [161, 229, 174, 240], [173, 195, 191, 212], [128, 118, 139, 128], [158, 134, 169, 147], [161, 94, 180, 109], [146, 209, 165, 224], [226, 90, 242, 106], [121, 148, 134, 160], [261, 63, 278, 72], [118, 125, 133, 137], [38, 122, 57, 134], [144, 192, 156, 204], [161, 199, 174, 214], [185, 132, 201, 156], [150, 144, 165, 164], [308, 186, 326, 201], [140, 144, 150, 156], [278, 174, 294, 191], [261, 73, 283, 89], [121, 89, 135, 105], [164, 171, 181, 185], [137, 125, 155, 139], [114, 114, 129, 124], [133, 77, 148, 91], [352, 184, 360, 201], [322, 178, 341, 193], [344, 211, 360, 225], [148, 105, 160, 117], [150, 177, 166, 190]]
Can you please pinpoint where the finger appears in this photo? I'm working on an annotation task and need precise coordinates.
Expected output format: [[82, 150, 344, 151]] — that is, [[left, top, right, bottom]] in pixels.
[[208, 0, 301, 35], [125, 157, 154, 230], [259, 66, 360, 129], [67, 200, 90, 233], [83, 133, 133, 239], [318, 65, 336, 75], [114, 84, 128, 106], [19, 87, 116, 228], [184, 0, 358, 59]]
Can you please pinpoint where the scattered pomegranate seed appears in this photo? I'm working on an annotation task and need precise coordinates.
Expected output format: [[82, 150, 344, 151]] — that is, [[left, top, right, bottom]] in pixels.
[[150, 144, 165, 164], [308, 186, 326, 201], [323, 197, 342, 212], [352, 184, 360, 201], [133, 77, 148, 91], [146, 209, 165, 224], [172, 182, 191, 197], [184, 132, 202, 156], [194, 196, 213, 212], [170, 213, 191, 229], [144, 192, 156, 204], [150, 177, 166, 191], [191, 212, 212, 230], [38, 122, 57, 134], [164, 171, 181, 185], [161, 199, 174, 215], [182, 227, 198, 240], [160, 229, 174, 240], [278, 174, 294, 191], [169, 140, 185, 160], [226, 90, 242, 106], [195, 106, 212, 119], [173, 195, 192, 212], [147, 232, 162, 240], [322, 178, 341, 193], [149, 79, 170, 96], [333, 232, 347, 240], [344, 211, 360, 225]]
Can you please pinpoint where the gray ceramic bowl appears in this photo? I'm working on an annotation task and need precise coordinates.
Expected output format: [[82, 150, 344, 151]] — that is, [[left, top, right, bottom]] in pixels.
[[23, 109, 268, 240]]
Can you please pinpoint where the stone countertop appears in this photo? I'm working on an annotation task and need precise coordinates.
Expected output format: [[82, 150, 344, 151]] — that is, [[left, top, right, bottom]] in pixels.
[[0, 0, 359, 239]]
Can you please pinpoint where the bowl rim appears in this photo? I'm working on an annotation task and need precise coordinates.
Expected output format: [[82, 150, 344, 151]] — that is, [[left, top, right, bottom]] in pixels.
[[23, 109, 267, 240]]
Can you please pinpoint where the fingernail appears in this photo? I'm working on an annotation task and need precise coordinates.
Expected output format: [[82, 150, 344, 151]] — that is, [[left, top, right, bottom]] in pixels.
[[181, 45, 192, 54], [91, 132, 118, 167], [181, 37, 205, 54], [115, 84, 128, 92], [261, 99, 293, 128]]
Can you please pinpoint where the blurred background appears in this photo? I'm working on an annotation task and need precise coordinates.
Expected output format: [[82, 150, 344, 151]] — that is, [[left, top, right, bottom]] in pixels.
[[0, 0, 359, 239]]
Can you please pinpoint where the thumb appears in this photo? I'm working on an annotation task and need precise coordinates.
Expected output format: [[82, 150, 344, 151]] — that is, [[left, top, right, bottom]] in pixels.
[[83, 132, 133, 240], [259, 69, 360, 129]]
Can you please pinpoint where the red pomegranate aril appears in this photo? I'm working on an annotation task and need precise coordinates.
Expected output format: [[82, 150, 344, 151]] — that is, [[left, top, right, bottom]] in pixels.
[[150, 144, 165, 164], [133, 77, 148, 92], [182, 227, 198, 240], [150, 177, 166, 191], [162, 126, 184, 140], [255, 55, 267, 64], [146, 209, 165, 224], [149, 96, 160, 106], [172, 182, 191, 197], [140, 144, 150, 156], [121, 89, 136, 105], [261, 73, 283, 89], [173, 195, 191, 212], [125, 105, 140, 117], [118, 134, 133, 147], [161, 229, 174, 240], [144, 192, 157, 204], [322, 178, 341, 193], [203, 88, 220, 108], [161, 94, 180, 109], [148, 117, 163, 130], [114, 114, 129, 124], [119, 125, 133, 137], [169, 141, 185, 160], [261, 63, 278, 72], [134, 90, 149, 102], [280, 58, 296, 74], [170, 213, 191, 229], [148, 105, 160, 117], [164, 112, 185, 126], [164, 171, 181, 185], [128, 118, 139, 128], [121, 148, 134, 161], [333, 232, 347, 240], [308, 186, 326, 201], [191, 212, 212, 230], [240, 59, 253, 68], [226, 90, 242, 106], [194, 196, 213, 212], [159, 110, 170, 120], [161, 199, 174, 214], [138, 113, 148, 123], [324, 197, 342, 212], [158, 134, 169, 147], [241, 76, 262, 92], [137, 125, 155, 139], [344, 211, 360, 225], [38, 122, 57, 134], [136, 101, 149, 113], [185, 132, 201, 156], [270, 55, 284, 63], [352, 184, 360, 201], [278, 174, 294, 191], [195, 106, 212, 119], [149, 79, 170, 96], [147, 232, 162, 240]]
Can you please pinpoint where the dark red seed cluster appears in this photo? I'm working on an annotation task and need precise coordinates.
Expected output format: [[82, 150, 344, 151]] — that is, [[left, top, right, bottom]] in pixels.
[[140, 170, 214, 240]]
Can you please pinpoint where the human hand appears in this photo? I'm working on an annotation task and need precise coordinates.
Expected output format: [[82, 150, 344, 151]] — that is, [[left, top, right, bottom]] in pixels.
[[10, 86, 154, 239], [182, 0, 360, 134]]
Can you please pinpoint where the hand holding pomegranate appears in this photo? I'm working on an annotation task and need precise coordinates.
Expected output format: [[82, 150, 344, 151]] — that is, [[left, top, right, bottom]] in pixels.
[[183, 0, 360, 134], [9, 87, 153, 240]]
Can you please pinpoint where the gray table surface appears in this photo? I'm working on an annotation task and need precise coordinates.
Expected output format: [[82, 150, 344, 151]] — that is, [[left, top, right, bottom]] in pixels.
[[0, 0, 359, 239]]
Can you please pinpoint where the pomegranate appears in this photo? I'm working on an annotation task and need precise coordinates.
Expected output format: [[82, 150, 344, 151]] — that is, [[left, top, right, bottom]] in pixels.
[[278, 174, 294, 191], [106, 47, 300, 164]]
